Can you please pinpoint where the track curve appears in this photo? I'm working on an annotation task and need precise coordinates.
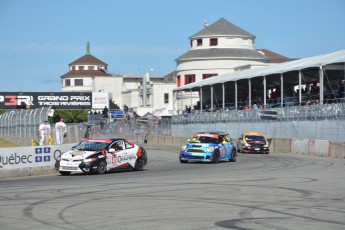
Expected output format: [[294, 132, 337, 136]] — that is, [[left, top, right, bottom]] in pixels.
[[0, 146, 344, 230]]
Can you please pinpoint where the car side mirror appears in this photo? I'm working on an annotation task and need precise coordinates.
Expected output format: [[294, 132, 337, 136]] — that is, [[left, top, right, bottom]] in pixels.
[[108, 148, 115, 153], [267, 138, 272, 147]]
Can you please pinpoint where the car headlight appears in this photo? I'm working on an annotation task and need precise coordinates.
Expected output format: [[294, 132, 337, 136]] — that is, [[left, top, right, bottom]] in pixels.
[[244, 143, 250, 147], [264, 144, 268, 147], [83, 158, 97, 162], [181, 145, 187, 151], [207, 146, 214, 152]]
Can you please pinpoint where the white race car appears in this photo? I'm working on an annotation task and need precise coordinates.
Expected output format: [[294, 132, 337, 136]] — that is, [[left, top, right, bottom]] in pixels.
[[56, 138, 148, 175]]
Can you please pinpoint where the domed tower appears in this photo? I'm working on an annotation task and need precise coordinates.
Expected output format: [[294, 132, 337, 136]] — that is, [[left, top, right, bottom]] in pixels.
[[175, 18, 269, 88], [61, 42, 112, 92]]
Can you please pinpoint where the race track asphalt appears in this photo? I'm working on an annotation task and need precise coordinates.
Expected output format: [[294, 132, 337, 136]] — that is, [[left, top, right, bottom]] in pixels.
[[0, 145, 345, 230]]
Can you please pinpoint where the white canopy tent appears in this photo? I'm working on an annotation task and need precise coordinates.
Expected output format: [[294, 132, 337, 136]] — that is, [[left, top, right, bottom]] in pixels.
[[173, 50, 345, 112]]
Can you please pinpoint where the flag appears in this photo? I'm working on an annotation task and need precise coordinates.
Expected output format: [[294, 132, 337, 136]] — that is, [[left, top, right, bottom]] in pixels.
[[32, 138, 39, 146], [47, 109, 55, 117]]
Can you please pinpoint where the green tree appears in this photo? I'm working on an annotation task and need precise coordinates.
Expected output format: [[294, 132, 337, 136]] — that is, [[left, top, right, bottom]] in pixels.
[[50, 110, 88, 123]]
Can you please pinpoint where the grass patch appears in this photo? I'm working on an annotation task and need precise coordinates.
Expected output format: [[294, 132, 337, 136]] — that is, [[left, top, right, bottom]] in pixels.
[[0, 138, 18, 148]]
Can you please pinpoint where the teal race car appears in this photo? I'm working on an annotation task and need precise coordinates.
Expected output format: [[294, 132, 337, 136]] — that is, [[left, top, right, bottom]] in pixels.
[[179, 131, 237, 163]]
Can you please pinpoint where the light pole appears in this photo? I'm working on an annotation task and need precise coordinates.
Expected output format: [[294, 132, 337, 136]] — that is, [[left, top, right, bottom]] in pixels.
[[143, 68, 153, 107]]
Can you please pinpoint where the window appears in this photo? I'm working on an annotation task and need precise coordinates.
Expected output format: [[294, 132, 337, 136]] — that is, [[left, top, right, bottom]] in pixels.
[[242, 39, 249, 45], [177, 75, 181, 87], [88, 66, 94, 70], [72, 66, 76, 71], [125, 140, 134, 149], [79, 66, 84, 70], [202, 73, 218, 80], [98, 66, 107, 70], [164, 93, 169, 104], [190, 40, 193, 47], [65, 79, 70, 86], [75, 79, 83, 86], [210, 38, 218, 46], [197, 39, 203, 46], [184, 74, 195, 85]]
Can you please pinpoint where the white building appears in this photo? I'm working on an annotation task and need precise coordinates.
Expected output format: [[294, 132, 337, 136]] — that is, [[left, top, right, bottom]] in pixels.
[[174, 18, 290, 112], [61, 43, 176, 116]]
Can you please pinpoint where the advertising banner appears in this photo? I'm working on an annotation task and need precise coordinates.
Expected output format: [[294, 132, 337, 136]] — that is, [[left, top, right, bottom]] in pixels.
[[259, 110, 279, 120], [0, 144, 74, 170], [92, 92, 109, 109], [0, 92, 94, 110]]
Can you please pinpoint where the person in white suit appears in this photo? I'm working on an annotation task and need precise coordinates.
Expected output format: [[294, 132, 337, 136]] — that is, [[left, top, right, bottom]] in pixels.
[[39, 120, 51, 146], [55, 118, 67, 144]]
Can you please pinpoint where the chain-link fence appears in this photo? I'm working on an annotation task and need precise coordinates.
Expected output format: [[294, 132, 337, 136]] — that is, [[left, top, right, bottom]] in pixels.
[[83, 117, 172, 137], [0, 107, 50, 139], [1, 103, 344, 146], [171, 103, 345, 141]]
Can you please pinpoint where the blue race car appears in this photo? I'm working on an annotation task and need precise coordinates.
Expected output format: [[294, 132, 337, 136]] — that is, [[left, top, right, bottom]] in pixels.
[[179, 131, 237, 163]]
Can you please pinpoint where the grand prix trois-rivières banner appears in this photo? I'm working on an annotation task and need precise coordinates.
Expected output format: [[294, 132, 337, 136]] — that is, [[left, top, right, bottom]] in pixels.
[[0, 92, 109, 110]]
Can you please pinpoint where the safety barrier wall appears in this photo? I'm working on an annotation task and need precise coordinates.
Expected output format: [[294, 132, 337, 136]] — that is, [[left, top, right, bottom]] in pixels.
[[0, 143, 74, 179], [329, 141, 345, 159], [1, 136, 344, 180], [125, 135, 344, 159]]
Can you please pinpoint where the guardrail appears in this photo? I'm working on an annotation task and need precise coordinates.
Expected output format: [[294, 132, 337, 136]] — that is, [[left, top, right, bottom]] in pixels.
[[1, 136, 344, 180]]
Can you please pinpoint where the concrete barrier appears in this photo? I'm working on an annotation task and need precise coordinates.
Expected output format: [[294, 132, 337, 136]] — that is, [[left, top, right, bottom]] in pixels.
[[125, 134, 136, 143], [273, 138, 291, 153], [0, 143, 75, 180], [309, 140, 330, 157], [146, 135, 158, 145], [172, 137, 182, 148], [164, 136, 173, 147], [329, 141, 345, 159], [1, 136, 344, 180], [157, 136, 165, 146], [291, 139, 310, 155]]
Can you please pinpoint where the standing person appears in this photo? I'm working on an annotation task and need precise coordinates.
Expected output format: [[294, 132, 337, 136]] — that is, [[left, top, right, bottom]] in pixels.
[[39, 120, 51, 146], [55, 118, 67, 144]]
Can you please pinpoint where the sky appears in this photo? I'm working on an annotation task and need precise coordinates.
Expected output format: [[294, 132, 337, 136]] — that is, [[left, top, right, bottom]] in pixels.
[[0, 0, 344, 92]]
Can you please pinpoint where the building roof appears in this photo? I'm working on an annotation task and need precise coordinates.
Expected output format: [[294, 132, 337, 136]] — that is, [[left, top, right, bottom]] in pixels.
[[257, 49, 295, 63], [173, 49, 345, 91], [176, 48, 269, 62], [190, 18, 255, 39], [61, 70, 112, 78], [69, 54, 108, 66]]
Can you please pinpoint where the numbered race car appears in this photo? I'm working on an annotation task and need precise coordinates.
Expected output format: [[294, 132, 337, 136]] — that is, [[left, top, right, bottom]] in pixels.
[[56, 138, 148, 175], [179, 131, 237, 163], [237, 132, 270, 154]]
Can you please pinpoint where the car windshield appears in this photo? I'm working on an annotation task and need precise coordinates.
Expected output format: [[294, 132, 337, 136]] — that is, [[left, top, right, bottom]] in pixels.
[[192, 135, 218, 144], [245, 135, 266, 142], [74, 141, 108, 151]]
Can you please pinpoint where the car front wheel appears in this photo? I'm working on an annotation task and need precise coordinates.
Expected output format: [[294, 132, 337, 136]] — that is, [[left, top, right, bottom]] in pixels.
[[179, 155, 188, 163], [96, 160, 107, 174], [230, 149, 237, 162], [237, 144, 242, 153], [134, 157, 145, 171], [59, 171, 71, 176], [212, 151, 220, 164]]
